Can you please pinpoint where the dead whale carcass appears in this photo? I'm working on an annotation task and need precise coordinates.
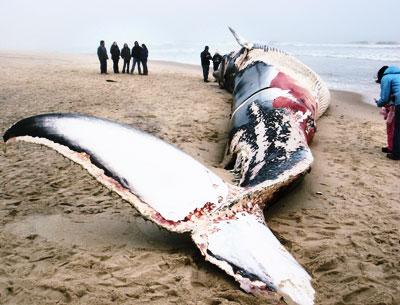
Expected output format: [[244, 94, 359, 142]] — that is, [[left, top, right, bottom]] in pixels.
[[213, 27, 330, 206], [3, 29, 329, 305]]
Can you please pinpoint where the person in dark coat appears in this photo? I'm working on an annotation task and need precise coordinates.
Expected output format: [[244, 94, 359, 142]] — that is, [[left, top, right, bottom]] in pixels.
[[200, 46, 212, 82], [121, 43, 131, 74], [110, 41, 120, 73], [212, 51, 223, 72], [130, 41, 142, 75], [97, 40, 108, 74], [141, 44, 149, 75]]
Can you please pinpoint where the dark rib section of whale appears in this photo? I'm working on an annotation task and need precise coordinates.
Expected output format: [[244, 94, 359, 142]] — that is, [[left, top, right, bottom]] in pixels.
[[225, 61, 277, 131], [222, 56, 311, 187], [231, 101, 309, 187], [4, 113, 131, 190]]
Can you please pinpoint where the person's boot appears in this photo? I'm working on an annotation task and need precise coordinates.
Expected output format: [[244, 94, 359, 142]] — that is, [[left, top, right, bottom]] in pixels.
[[387, 153, 400, 160], [382, 147, 392, 153]]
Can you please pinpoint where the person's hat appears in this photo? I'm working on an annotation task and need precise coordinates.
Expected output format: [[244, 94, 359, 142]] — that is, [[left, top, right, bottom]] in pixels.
[[376, 66, 388, 83]]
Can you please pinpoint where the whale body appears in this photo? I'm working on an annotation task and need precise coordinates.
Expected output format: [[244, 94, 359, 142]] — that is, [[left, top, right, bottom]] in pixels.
[[3, 29, 330, 305]]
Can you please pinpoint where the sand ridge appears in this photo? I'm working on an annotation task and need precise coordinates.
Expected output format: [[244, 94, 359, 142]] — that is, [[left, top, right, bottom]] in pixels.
[[0, 52, 399, 305]]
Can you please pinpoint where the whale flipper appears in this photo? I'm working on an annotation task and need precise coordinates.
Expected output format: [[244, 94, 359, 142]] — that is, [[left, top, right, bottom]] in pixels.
[[3, 113, 229, 231], [192, 209, 314, 305]]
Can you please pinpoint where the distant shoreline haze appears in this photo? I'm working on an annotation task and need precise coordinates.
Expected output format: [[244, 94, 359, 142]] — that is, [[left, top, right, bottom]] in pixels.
[[1, 40, 399, 102]]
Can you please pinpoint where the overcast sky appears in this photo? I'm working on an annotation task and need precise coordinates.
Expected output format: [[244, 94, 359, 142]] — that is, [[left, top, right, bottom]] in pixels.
[[0, 0, 399, 52]]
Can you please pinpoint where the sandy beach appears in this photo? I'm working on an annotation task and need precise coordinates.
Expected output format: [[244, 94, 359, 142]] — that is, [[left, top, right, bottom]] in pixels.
[[0, 52, 399, 305]]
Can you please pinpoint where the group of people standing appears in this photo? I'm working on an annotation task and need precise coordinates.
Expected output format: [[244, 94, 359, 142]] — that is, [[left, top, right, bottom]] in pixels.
[[97, 40, 148, 75], [200, 46, 223, 82]]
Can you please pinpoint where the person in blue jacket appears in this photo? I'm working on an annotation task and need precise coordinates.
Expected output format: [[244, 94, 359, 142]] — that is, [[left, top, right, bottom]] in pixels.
[[375, 66, 400, 160]]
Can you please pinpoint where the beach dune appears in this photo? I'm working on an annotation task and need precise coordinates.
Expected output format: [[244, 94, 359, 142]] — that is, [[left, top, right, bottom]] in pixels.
[[0, 52, 399, 305]]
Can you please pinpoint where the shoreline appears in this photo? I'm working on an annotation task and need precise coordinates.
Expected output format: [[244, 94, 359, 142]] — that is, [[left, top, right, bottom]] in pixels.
[[0, 53, 399, 305], [0, 50, 381, 104]]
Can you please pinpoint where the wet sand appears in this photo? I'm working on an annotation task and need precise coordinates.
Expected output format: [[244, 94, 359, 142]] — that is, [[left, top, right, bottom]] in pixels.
[[0, 52, 399, 305]]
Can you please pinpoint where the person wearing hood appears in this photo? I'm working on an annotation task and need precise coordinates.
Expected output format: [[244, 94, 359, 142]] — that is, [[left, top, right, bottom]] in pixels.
[[212, 51, 223, 72], [97, 40, 108, 74], [130, 41, 142, 75], [110, 42, 121, 73], [121, 43, 131, 74], [141, 44, 149, 75], [375, 66, 400, 160]]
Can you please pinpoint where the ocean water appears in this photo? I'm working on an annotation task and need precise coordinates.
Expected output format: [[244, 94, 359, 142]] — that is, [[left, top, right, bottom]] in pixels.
[[150, 42, 400, 103]]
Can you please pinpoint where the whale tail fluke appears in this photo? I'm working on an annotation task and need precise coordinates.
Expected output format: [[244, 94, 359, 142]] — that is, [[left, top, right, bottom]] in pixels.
[[191, 208, 315, 305], [228, 26, 254, 50]]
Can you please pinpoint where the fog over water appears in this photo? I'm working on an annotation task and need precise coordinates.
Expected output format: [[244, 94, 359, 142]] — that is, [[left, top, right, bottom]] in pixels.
[[0, 0, 399, 52]]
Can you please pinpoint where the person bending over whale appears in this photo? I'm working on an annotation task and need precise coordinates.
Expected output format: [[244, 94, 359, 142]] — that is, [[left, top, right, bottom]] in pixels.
[[375, 65, 400, 160], [212, 51, 223, 72]]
